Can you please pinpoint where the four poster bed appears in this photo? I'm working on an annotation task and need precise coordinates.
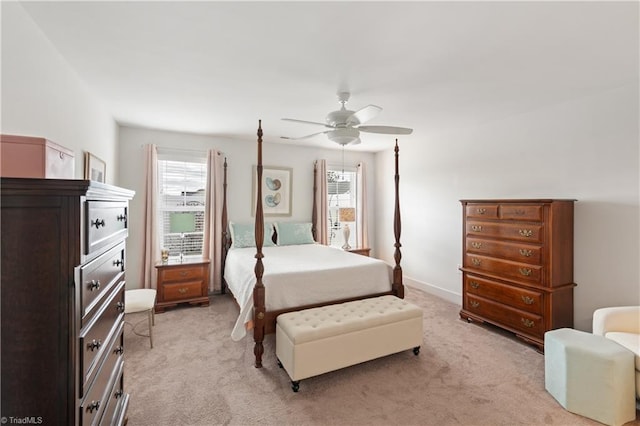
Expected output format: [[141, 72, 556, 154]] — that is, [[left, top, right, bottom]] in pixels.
[[222, 120, 404, 368]]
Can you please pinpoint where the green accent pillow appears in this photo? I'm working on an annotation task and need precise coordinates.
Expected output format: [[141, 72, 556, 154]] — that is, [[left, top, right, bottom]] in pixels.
[[229, 222, 275, 248], [274, 222, 315, 246]]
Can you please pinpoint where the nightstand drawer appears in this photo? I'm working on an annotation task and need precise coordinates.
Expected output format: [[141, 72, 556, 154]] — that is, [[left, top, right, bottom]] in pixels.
[[161, 265, 206, 282], [162, 281, 204, 301]]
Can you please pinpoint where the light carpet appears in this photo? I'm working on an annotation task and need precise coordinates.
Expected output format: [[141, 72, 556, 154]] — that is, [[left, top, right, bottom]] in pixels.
[[123, 286, 640, 426]]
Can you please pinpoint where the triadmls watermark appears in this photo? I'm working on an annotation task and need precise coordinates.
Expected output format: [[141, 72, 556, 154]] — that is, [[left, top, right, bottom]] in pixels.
[[1, 417, 44, 425]]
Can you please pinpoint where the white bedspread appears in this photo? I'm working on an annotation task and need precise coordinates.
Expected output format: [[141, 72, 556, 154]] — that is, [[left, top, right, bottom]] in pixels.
[[224, 244, 392, 341]]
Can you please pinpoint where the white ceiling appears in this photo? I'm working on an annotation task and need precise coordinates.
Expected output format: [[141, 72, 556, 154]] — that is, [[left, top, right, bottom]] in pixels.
[[18, 1, 638, 152]]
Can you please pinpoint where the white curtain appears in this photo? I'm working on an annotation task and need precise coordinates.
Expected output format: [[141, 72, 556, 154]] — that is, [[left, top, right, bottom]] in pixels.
[[203, 150, 225, 293], [314, 159, 329, 244], [142, 144, 159, 289], [357, 162, 369, 249]]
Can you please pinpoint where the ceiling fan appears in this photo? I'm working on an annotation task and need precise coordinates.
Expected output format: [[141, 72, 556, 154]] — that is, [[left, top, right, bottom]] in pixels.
[[281, 92, 413, 146]]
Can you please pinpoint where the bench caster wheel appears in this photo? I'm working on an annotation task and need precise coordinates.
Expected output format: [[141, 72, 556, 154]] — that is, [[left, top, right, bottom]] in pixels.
[[413, 346, 420, 356], [291, 381, 300, 392], [277, 359, 283, 368]]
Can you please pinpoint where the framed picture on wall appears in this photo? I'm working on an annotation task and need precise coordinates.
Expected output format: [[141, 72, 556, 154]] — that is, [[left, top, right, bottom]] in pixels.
[[84, 152, 106, 183], [252, 166, 292, 216]]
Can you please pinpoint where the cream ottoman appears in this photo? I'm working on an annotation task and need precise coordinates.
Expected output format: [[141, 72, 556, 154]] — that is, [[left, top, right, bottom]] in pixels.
[[276, 295, 423, 392], [545, 328, 636, 426]]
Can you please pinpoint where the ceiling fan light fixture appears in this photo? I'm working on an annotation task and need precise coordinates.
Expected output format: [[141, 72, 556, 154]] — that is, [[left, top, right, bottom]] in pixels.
[[328, 128, 360, 146]]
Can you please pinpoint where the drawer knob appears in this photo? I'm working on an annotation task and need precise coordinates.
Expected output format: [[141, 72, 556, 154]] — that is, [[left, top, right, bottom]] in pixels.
[[470, 300, 480, 308], [87, 339, 102, 351], [117, 214, 127, 222], [87, 400, 101, 413], [518, 229, 533, 237], [178, 288, 188, 294], [471, 242, 482, 249], [91, 218, 105, 229], [519, 268, 532, 277], [471, 258, 481, 266], [476, 208, 486, 214], [116, 301, 125, 312], [113, 259, 123, 267], [115, 389, 124, 399], [114, 346, 124, 355], [521, 318, 535, 328], [469, 281, 480, 289], [471, 225, 483, 232], [521, 295, 535, 305], [88, 280, 101, 291], [519, 249, 533, 257]]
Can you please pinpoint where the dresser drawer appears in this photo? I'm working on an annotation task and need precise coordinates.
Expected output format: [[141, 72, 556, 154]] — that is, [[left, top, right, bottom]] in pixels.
[[465, 204, 499, 219], [160, 264, 206, 282], [465, 254, 543, 284], [80, 280, 125, 394], [466, 238, 542, 265], [162, 280, 204, 301], [85, 201, 128, 256], [499, 204, 543, 221], [99, 360, 127, 426], [466, 221, 543, 243], [464, 274, 543, 315], [78, 243, 125, 326], [466, 294, 544, 338]]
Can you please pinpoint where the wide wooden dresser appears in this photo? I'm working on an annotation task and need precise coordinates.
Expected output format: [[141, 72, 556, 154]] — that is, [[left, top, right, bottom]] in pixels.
[[459, 199, 576, 350], [1, 178, 134, 425]]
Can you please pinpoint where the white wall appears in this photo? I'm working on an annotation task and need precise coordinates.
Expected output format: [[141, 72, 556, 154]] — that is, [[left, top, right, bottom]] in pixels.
[[1, 3, 118, 183], [376, 86, 640, 331], [118, 126, 377, 289]]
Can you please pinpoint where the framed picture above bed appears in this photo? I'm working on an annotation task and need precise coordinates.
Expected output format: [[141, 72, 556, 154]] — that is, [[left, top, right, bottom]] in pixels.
[[252, 166, 292, 217]]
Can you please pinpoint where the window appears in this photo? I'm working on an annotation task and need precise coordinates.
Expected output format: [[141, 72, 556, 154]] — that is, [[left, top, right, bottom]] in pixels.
[[157, 156, 207, 260], [326, 167, 358, 248]]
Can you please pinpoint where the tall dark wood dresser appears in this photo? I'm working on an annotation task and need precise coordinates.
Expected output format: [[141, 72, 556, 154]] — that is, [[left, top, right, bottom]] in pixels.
[[459, 199, 575, 351], [1, 178, 135, 425]]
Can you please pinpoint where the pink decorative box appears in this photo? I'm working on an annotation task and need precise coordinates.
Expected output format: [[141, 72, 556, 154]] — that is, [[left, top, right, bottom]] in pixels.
[[1, 134, 75, 179]]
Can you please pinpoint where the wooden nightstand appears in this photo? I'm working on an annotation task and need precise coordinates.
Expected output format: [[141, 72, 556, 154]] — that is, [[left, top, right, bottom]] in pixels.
[[348, 247, 371, 257], [155, 258, 210, 313]]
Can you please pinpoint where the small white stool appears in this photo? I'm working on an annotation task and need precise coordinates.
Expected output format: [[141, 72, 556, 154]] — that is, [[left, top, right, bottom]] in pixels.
[[545, 328, 636, 426], [125, 289, 157, 348]]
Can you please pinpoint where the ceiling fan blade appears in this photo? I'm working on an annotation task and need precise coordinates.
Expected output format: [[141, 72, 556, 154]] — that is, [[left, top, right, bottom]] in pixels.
[[280, 130, 331, 141], [282, 118, 332, 128], [346, 105, 382, 126], [357, 125, 413, 135]]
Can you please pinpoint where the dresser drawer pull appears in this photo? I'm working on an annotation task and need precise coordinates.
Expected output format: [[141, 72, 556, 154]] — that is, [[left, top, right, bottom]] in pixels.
[[519, 249, 533, 257], [116, 301, 125, 312], [113, 259, 123, 267], [87, 339, 102, 351], [471, 258, 481, 266], [115, 389, 124, 399], [87, 400, 101, 413], [88, 280, 101, 291], [521, 295, 535, 305], [469, 281, 480, 289], [519, 268, 532, 276], [179, 271, 189, 277], [521, 318, 535, 328], [514, 209, 526, 215], [114, 346, 124, 355], [91, 218, 105, 229], [518, 229, 533, 237], [116, 214, 127, 222], [476, 208, 486, 214], [471, 225, 483, 232], [178, 288, 188, 294], [470, 300, 480, 308], [471, 242, 482, 249]]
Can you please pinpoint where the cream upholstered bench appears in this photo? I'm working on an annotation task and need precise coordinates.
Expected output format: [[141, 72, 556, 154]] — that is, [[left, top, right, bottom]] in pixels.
[[276, 295, 423, 392], [545, 328, 636, 426]]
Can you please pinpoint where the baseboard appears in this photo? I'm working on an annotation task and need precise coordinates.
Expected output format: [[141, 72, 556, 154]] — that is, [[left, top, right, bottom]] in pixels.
[[404, 276, 462, 306]]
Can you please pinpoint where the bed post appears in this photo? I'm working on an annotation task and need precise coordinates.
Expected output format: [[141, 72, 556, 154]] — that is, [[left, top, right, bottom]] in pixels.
[[253, 120, 266, 368], [312, 161, 318, 242], [221, 157, 228, 294], [393, 139, 405, 299]]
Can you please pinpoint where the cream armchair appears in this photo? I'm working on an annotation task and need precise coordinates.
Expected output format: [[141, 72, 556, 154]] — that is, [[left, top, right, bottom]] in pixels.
[[593, 306, 640, 399]]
